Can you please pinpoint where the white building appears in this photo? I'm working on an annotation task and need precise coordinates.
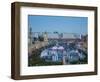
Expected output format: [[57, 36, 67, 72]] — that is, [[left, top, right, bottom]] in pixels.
[[48, 33, 81, 40]]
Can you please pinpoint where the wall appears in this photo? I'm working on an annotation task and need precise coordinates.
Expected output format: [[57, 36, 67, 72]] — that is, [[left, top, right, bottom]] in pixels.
[[0, 0, 100, 82]]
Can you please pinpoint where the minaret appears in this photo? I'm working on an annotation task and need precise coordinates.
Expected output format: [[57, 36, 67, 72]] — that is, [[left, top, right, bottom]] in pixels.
[[28, 27, 33, 46]]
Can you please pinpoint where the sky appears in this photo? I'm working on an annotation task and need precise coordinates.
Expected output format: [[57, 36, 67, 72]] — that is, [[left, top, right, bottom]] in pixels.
[[28, 15, 88, 35]]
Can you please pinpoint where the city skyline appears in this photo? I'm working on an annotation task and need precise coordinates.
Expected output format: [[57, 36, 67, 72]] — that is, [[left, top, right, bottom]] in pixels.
[[28, 15, 88, 35]]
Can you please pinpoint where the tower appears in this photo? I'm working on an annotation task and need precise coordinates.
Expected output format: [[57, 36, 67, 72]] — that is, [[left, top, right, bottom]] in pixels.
[[28, 27, 33, 46], [43, 32, 48, 42]]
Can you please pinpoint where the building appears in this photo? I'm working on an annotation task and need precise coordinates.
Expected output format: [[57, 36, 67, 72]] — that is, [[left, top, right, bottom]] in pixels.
[[47, 33, 81, 40]]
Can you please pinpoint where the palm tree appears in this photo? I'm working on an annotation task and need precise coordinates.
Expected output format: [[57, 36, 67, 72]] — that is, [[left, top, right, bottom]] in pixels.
[[53, 31, 58, 34]]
